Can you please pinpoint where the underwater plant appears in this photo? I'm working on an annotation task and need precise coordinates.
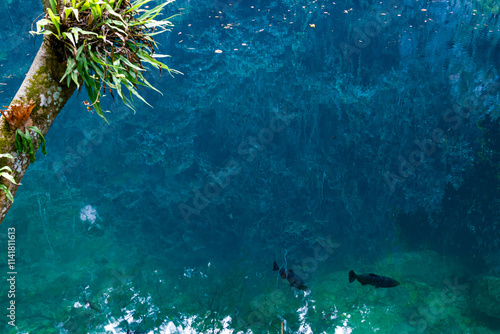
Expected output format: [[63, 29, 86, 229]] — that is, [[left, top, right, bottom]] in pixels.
[[31, 0, 181, 121]]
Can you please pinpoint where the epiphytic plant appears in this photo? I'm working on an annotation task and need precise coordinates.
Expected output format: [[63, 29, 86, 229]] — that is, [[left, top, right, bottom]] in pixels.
[[31, 0, 181, 121], [0, 153, 20, 202], [14, 126, 47, 163], [2, 100, 47, 163], [1, 99, 36, 131]]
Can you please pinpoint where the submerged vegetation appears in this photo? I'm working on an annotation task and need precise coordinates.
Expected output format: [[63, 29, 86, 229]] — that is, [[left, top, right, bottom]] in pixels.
[[31, 0, 180, 120]]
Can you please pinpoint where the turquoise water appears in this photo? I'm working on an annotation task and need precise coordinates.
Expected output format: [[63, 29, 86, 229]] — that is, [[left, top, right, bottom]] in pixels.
[[1, 0, 500, 333]]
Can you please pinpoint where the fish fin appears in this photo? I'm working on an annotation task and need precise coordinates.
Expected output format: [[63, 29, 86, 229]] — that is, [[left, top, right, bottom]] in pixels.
[[349, 270, 357, 283], [273, 261, 280, 271], [368, 273, 381, 278]]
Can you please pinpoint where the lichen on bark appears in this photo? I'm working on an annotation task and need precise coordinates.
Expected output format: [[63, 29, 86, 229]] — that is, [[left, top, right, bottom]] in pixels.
[[0, 36, 76, 223]]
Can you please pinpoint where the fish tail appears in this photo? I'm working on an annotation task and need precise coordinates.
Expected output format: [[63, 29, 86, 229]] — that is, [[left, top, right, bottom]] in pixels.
[[349, 270, 357, 283], [273, 261, 280, 271]]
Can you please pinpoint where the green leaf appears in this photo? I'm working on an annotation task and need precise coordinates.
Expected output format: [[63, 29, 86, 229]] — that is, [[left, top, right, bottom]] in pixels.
[[28, 126, 47, 156], [0, 173, 19, 186], [30, 18, 50, 35], [128, 85, 152, 107], [88, 48, 124, 70], [137, 50, 182, 76], [61, 57, 77, 85], [140, 75, 161, 95], [80, 1, 91, 11], [29, 0, 179, 120], [75, 43, 85, 58], [0, 166, 12, 173], [48, 0, 57, 12], [105, 5, 127, 25], [78, 56, 93, 89], [119, 56, 145, 72], [0, 185, 14, 203], [88, 49, 108, 67], [70, 27, 98, 37], [64, 7, 73, 21], [93, 104, 108, 122], [71, 70, 80, 88], [90, 1, 103, 20], [125, 0, 153, 14], [72, 7, 80, 21], [115, 0, 123, 10], [135, 3, 167, 22], [28, 126, 45, 141], [27, 137, 35, 162], [15, 129, 27, 152], [14, 129, 40, 163], [111, 76, 124, 100], [0, 153, 14, 160], [89, 63, 105, 81], [47, 8, 61, 37], [103, 21, 127, 35], [64, 31, 77, 47]]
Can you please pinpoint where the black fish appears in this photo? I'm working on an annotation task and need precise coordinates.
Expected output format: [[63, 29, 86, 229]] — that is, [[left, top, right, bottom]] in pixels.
[[349, 270, 400, 288], [273, 261, 308, 291]]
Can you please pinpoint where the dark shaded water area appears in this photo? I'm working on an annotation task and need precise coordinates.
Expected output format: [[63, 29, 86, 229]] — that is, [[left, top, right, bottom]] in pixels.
[[1, 0, 500, 333]]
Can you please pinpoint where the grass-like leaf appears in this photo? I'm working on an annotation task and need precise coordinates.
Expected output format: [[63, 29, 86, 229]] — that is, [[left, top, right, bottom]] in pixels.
[[47, 8, 61, 37], [0, 153, 18, 202], [31, 0, 181, 121], [48, 0, 57, 12], [0, 185, 14, 202], [28, 126, 47, 156]]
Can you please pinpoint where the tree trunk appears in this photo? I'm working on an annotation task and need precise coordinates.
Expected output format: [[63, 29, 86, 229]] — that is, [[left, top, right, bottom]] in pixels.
[[0, 37, 76, 223]]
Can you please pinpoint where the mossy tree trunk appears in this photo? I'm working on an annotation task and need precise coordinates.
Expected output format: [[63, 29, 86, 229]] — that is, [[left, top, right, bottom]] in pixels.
[[0, 0, 76, 222]]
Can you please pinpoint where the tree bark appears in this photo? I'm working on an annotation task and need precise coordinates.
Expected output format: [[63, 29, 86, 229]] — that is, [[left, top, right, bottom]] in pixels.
[[0, 37, 76, 223], [42, 0, 50, 12]]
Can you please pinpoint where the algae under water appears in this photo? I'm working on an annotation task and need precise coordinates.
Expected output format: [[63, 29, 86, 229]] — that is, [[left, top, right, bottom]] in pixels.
[[1, 0, 500, 333]]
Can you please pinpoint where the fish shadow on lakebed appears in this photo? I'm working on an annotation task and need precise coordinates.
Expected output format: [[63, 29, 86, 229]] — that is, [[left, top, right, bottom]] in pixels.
[[348, 270, 400, 288]]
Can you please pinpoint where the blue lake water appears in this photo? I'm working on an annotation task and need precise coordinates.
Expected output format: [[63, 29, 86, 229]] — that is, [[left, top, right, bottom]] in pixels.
[[1, 0, 500, 333]]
